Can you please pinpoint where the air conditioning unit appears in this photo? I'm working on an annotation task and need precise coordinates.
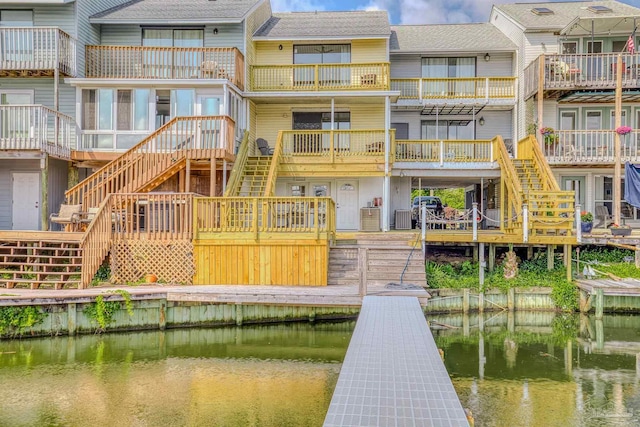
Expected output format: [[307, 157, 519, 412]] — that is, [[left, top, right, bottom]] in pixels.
[[395, 209, 411, 230], [360, 208, 381, 231]]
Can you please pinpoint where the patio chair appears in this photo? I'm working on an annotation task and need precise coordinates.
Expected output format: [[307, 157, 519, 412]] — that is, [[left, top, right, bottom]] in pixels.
[[72, 207, 100, 230], [256, 138, 274, 155], [595, 205, 612, 228], [49, 204, 82, 231]]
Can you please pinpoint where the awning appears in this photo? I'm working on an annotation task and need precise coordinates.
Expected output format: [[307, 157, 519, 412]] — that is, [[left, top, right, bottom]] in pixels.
[[559, 90, 640, 103], [561, 15, 640, 37]]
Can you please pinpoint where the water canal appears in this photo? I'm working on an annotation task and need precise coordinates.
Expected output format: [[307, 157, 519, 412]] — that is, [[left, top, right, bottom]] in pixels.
[[1, 313, 640, 426]]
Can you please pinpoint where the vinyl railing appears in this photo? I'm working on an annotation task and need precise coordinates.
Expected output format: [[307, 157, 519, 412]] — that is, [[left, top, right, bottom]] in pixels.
[[86, 46, 245, 89], [524, 53, 639, 98], [280, 129, 389, 159], [250, 63, 389, 91], [66, 116, 234, 208], [395, 139, 494, 163], [544, 129, 640, 163], [0, 104, 75, 159], [391, 77, 516, 100], [0, 27, 76, 76], [194, 197, 336, 239]]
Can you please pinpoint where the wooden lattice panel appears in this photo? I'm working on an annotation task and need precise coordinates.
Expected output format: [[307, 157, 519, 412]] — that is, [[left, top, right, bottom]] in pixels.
[[110, 240, 194, 284]]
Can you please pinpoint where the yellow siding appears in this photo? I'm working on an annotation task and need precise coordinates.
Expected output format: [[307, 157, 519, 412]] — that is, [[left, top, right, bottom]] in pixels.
[[255, 39, 387, 65], [244, 1, 272, 71], [255, 102, 385, 148], [193, 241, 329, 286]]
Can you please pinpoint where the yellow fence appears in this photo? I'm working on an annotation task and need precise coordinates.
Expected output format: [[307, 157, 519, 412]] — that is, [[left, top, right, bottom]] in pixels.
[[280, 129, 389, 160], [391, 77, 516, 100], [395, 139, 494, 162], [250, 63, 389, 91]]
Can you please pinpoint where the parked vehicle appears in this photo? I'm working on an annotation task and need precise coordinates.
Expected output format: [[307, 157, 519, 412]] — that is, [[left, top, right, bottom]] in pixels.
[[411, 196, 444, 228]]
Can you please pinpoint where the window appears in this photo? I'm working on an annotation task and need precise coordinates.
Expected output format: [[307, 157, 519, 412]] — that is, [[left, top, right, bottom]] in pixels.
[[292, 112, 350, 152], [0, 10, 33, 26], [610, 110, 627, 128], [142, 28, 204, 78], [587, 41, 603, 54], [0, 90, 33, 139], [293, 44, 351, 64], [1, 10, 34, 62], [392, 123, 409, 140], [561, 42, 577, 55], [422, 58, 475, 78], [142, 28, 204, 47], [421, 120, 474, 140], [116, 89, 149, 131]]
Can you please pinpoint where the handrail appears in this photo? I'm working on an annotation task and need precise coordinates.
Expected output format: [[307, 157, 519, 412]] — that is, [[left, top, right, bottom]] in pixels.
[[493, 135, 523, 231], [224, 131, 250, 197], [86, 46, 244, 89], [263, 132, 283, 197], [395, 139, 493, 162], [280, 129, 388, 159], [391, 77, 516, 100], [517, 135, 559, 191], [80, 196, 113, 288], [0, 27, 77, 76], [66, 115, 234, 208]]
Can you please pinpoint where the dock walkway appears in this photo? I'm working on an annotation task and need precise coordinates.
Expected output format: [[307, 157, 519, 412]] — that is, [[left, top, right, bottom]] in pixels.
[[324, 296, 468, 427]]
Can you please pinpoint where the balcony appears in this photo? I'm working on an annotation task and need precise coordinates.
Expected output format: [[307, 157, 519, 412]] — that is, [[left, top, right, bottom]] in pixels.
[[524, 53, 640, 99], [394, 139, 496, 168], [0, 27, 76, 77], [250, 63, 389, 91], [0, 105, 76, 159], [544, 129, 640, 164], [391, 77, 516, 102], [86, 46, 245, 90]]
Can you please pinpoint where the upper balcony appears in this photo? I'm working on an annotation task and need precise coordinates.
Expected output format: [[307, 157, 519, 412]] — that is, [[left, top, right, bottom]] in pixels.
[[249, 63, 389, 92], [524, 53, 640, 100], [85, 46, 245, 90], [0, 105, 76, 160], [0, 27, 77, 77], [544, 129, 640, 165], [391, 77, 516, 103]]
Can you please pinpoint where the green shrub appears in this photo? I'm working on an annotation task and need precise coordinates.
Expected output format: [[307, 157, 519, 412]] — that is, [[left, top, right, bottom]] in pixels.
[[0, 306, 46, 337], [83, 290, 134, 332]]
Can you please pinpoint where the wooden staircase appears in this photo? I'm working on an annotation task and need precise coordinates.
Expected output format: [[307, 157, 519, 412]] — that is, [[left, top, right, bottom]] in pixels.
[[225, 132, 283, 197], [513, 159, 544, 195], [0, 232, 84, 289], [234, 156, 272, 196], [67, 116, 234, 208]]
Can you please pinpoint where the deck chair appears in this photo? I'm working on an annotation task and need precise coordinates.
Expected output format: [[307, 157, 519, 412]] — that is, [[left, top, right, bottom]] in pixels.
[[256, 138, 274, 155], [595, 205, 613, 228], [49, 204, 82, 231], [73, 207, 100, 228]]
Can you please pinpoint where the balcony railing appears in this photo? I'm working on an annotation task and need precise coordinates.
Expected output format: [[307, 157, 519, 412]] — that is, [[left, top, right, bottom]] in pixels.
[[0, 27, 76, 77], [250, 63, 389, 91], [280, 129, 391, 161], [524, 53, 640, 98], [0, 105, 75, 159], [391, 77, 516, 100], [395, 140, 495, 164], [544, 129, 640, 164], [86, 46, 245, 89]]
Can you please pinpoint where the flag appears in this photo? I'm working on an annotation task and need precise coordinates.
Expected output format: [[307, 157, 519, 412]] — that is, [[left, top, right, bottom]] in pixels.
[[628, 27, 637, 54]]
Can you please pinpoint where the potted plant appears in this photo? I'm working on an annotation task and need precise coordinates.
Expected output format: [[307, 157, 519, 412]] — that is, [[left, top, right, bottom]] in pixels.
[[580, 211, 593, 233], [610, 223, 632, 237], [616, 126, 632, 136], [540, 127, 557, 148]]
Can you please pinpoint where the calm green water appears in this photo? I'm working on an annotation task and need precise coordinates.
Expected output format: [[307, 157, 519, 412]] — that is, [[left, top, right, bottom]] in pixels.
[[433, 312, 640, 427], [0, 322, 354, 427], [2, 313, 640, 427]]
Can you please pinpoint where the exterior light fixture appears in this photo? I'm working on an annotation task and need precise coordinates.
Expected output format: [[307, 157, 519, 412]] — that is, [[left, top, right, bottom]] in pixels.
[[213, 28, 218, 35], [279, 44, 283, 50], [479, 117, 485, 126], [484, 53, 490, 62]]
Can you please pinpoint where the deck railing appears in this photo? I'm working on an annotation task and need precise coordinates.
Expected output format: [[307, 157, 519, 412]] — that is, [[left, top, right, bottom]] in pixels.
[[527, 191, 576, 237], [67, 116, 234, 208], [250, 63, 389, 91], [280, 129, 390, 159], [518, 135, 559, 192], [394, 139, 494, 163], [194, 197, 336, 239], [86, 46, 245, 89], [0, 105, 75, 159], [544, 130, 640, 163], [391, 77, 516, 100], [80, 192, 194, 287], [524, 53, 639, 98], [494, 136, 523, 232], [0, 27, 76, 76]]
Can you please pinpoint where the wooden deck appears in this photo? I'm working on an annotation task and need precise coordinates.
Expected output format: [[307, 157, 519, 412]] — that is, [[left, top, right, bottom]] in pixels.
[[576, 278, 640, 296], [0, 231, 84, 242]]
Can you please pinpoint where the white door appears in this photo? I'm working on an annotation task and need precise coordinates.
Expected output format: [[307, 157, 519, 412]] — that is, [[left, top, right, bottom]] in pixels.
[[336, 180, 358, 230], [12, 172, 40, 230]]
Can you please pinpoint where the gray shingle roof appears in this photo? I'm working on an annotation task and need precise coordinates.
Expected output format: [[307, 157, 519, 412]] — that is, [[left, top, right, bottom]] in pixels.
[[91, 0, 262, 23], [494, 1, 640, 30], [254, 11, 390, 39], [390, 23, 517, 53]]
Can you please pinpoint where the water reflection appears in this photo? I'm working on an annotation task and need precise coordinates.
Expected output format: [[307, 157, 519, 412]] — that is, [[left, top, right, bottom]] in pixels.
[[432, 312, 640, 427], [0, 322, 354, 427]]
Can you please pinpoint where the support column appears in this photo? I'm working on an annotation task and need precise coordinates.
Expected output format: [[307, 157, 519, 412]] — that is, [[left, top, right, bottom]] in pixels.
[[614, 54, 623, 225], [67, 163, 79, 189], [210, 160, 217, 196], [223, 160, 228, 193], [383, 96, 390, 232], [527, 245, 534, 261], [565, 245, 572, 281], [595, 288, 604, 320], [41, 154, 49, 231], [547, 244, 555, 270], [67, 303, 77, 336], [488, 244, 496, 272], [185, 159, 191, 193], [479, 243, 485, 287], [358, 247, 368, 297], [537, 54, 545, 146]]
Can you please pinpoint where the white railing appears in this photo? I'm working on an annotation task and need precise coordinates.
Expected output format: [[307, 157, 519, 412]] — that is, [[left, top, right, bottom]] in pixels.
[[395, 139, 494, 164], [391, 77, 516, 100], [544, 130, 640, 164], [0, 105, 75, 159], [0, 27, 77, 76]]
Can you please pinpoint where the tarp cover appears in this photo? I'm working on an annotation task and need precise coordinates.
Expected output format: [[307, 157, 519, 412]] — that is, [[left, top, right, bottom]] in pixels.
[[624, 162, 640, 208]]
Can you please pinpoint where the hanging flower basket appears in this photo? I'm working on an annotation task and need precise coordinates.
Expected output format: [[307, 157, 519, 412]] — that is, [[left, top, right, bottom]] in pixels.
[[610, 224, 632, 236], [616, 126, 632, 136], [540, 127, 556, 146]]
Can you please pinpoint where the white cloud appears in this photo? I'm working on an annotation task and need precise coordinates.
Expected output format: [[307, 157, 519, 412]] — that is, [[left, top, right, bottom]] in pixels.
[[270, 0, 327, 12]]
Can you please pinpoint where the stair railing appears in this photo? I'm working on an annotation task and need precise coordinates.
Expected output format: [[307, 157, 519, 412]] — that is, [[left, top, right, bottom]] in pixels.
[[493, 135, 524, 232], [523, 135, 560, 191], [80, 195, 114, 288], [224, 132, 250, 197], [263, 132, 283, 197]]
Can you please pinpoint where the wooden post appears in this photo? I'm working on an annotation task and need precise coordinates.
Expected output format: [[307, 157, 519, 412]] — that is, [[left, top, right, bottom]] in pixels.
[[67, 303, 77, 336], [527, 245, 534, 261], [41, 154, 49, 231], [537, 54, 545, 146], [473, 245, 479, 263], [595, 318, 604, 350], [358, 247, 368, 297], [158, 301, 166, 330], [210, 159, 217, 196], [595, 288, 604, 320], [565, 245, 572, 281], [508, 287, 515, 311], [463, 288, 470, 314], [488, 244, 496, 272], [547, 244, 555, 270], [479, 243, 485, 287], [185, 159, 191, 193], [478, 292, 485, 313], [614, 54, 623, 226], [235, 303, 243, 326]]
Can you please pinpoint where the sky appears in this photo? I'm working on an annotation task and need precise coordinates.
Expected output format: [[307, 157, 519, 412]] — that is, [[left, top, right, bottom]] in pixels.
[[270, 0, 640, 25]]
